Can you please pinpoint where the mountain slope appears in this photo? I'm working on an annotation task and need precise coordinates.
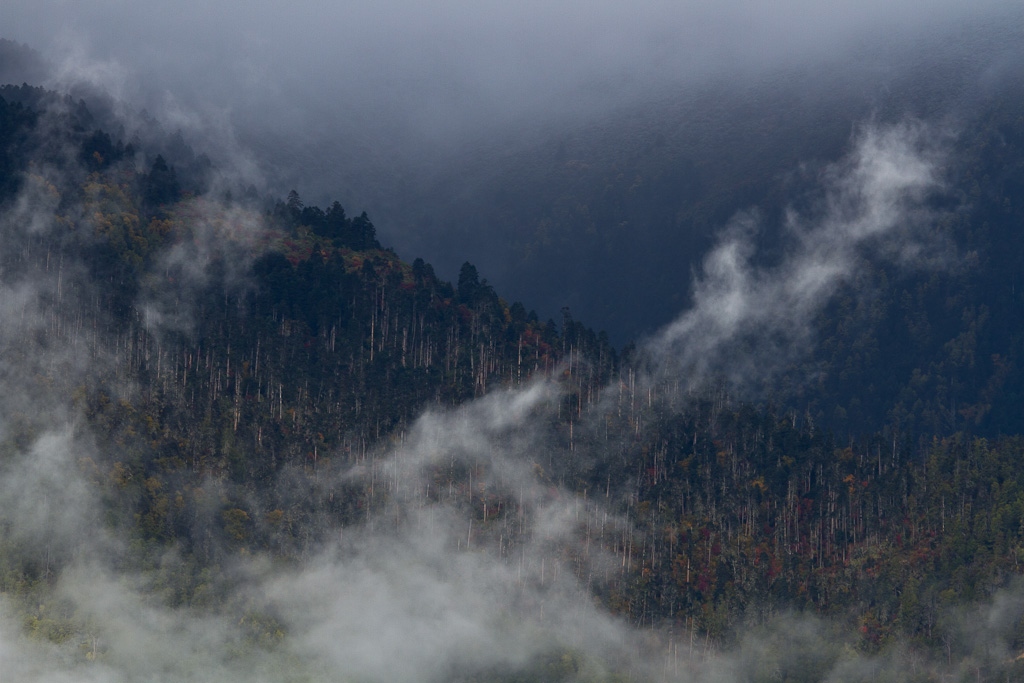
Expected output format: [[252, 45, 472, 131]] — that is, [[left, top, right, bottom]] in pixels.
[[4, 65, 1024, 681]]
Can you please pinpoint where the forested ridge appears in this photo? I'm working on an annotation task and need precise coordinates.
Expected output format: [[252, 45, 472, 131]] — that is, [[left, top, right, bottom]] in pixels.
[[4, 72, 1024, 681]]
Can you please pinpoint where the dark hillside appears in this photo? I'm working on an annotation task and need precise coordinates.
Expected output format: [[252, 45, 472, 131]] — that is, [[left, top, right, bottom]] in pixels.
[[4, 69, 1024, 679]]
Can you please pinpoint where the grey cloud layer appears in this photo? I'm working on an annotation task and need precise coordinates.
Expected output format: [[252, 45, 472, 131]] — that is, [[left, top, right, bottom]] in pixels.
[[2, 0, 1020, 138]]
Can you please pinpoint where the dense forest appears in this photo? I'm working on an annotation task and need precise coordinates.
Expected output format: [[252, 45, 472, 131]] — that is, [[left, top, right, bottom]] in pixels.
[[3, 53, 1024, 681]]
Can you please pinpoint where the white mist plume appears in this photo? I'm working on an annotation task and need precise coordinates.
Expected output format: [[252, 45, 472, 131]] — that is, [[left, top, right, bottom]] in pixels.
[[45, 31, 132, 106], [646, 121, 945, 391], [140, 199, 269, 335], [240, 380, 642, 682]]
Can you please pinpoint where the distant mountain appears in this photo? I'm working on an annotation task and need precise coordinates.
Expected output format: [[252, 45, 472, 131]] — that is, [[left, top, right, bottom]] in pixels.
[[358, 27, 1024, 440]]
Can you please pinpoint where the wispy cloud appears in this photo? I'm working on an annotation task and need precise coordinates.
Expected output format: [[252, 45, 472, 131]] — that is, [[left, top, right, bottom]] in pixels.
[[644, 121, 947, 394]]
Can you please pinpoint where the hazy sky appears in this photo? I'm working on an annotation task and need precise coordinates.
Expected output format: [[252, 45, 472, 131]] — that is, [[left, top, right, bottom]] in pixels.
[[2, 0, 1019, 140]]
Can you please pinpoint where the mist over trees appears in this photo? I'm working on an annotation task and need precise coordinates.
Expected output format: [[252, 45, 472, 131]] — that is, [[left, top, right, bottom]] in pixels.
[[2, 11, 1024, 681]]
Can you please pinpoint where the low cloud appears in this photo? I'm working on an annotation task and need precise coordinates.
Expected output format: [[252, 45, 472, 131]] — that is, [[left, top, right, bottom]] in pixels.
[[140, 199, 269, 336], [644, 121, 947, 394]]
